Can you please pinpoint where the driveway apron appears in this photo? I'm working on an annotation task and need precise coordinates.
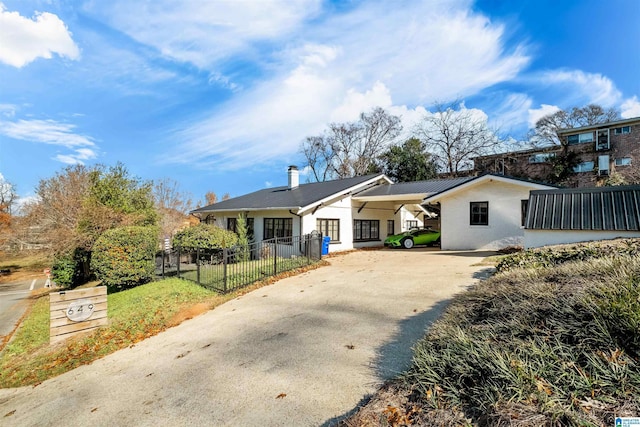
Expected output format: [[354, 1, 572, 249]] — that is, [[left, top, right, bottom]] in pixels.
[[0, 249, 494, 426]]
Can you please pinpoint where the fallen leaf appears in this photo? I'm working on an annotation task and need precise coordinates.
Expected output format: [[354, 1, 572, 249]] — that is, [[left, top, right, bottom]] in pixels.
[[146, 373, 153, 377], [91, 408, 98, 413], [4, 410, 16, 417], [345, 344, 355, 350], [276, 393, 287, 399]]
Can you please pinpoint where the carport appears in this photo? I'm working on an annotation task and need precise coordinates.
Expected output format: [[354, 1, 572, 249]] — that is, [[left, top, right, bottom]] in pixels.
[[353, 177, 474, 236]]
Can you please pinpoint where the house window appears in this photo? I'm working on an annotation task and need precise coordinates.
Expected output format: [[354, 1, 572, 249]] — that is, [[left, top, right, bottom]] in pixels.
[[528, 153, 555, 163], [470, 202, 489, 226], [264, 218, 292, 240], [596, 129, 610, 151], [615, 157, 632, 166], [353, 220, 380, 241], [521, 200, 529, 227], [202, 214, 215, 225], [567, 132, 594, 145], [573, 161, 595, 173], [387, 220, 395, 236], [227, 217, 237, 233], [317, 219, 340, 242], [406, 220, 418, 229], [614, 126, 631, 135]]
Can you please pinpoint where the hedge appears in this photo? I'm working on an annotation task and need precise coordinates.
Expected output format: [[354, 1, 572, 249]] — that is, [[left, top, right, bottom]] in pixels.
[[91, 226, 159, 290]]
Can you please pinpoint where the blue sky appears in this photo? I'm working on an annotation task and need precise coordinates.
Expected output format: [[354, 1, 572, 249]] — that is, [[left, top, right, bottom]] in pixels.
[[1, 0, 639, 207]]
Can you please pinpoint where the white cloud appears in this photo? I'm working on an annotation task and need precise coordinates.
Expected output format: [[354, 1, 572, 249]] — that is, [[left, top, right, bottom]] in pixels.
[[0, 3, 79, 67], [528, 104, 561, 128], [85, 0, 322, 69], [491, 93, 533, 132], [540, 70, 622, 107], [621, 96, 640, 119], [0, 118, 98, 165], [159, 1, 530, 170], [0, 103, 16, 118]]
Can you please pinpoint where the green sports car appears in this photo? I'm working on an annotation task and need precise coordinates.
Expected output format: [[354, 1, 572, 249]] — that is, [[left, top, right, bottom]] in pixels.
[[384, 228, 441, 249]]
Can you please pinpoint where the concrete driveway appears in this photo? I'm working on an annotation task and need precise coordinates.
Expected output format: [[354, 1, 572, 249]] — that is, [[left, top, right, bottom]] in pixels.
[[0, 249, 494, 426]]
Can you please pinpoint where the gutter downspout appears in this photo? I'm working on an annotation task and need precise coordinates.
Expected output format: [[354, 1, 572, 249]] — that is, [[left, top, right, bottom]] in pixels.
[[289, 209, 303, 235]]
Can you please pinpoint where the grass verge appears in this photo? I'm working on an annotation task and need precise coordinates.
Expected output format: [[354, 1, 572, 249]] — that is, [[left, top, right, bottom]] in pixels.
[[0, 260, 327, 388], [345, 241, 640, 426]]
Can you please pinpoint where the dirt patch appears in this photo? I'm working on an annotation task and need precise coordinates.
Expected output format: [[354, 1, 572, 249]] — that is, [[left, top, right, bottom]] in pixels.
[[168, 303, 211, 326]]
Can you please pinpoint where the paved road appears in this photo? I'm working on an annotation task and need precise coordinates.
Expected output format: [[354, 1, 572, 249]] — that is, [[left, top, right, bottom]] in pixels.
[[0, 249, 495, 426], [0, 278, 46, 340]]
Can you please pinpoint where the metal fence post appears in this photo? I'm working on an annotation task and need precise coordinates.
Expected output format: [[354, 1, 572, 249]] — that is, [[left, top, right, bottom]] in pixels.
[[273, 236, 278, 275], [161, 251, 165, 279], [196, 247, 201, 285], [177, 247, 181, 278], [223, 247, 228, 293]]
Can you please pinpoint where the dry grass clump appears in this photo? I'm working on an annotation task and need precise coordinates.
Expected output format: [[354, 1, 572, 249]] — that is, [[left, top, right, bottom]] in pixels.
[[347, 253, 640, 426]]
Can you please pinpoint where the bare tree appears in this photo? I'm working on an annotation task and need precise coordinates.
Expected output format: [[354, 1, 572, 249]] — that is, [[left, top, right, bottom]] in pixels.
[[204, 191, 218, 206], [0, 176, 17, 244], [301, 107, 402, 181], [414, 102, 500, 176], [153, 178, 193, 238], [21, 165, 92, 253], [529, 104, 620, 147]]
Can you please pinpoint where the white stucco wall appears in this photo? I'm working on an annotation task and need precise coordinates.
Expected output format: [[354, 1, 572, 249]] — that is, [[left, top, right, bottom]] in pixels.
[[524, 230, 640, 249], [301, 196, 355, 252], [437, 180, 531, 250]]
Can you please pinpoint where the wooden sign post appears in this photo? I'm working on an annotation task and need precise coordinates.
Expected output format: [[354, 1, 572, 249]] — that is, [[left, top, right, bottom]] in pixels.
[[50, 287, 108, 344]]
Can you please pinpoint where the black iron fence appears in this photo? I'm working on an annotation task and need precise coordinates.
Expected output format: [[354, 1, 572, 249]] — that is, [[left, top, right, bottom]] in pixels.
[[156, 233, 324, 293]]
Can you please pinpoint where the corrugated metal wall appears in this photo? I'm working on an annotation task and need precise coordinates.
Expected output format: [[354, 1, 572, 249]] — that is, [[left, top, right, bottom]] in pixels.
[[526, 187, 640, 230]]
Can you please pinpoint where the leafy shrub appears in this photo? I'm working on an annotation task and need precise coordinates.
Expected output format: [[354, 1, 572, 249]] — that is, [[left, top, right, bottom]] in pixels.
[[496, 238, 640, 273], [172, 223, 238, 249], [51, 248, 91, 288], [91, 226, 159, 290]]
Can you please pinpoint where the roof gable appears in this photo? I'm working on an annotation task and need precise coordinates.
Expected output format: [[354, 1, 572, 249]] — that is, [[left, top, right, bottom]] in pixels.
[[355, 176, 473, 200], [423, 174, 556, 203], [192, 174, 389, 213], [526, 185, 640, 231]]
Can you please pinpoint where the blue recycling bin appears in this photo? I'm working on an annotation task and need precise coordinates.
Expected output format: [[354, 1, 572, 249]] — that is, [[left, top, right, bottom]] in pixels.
[[321, 236, 331, 255]]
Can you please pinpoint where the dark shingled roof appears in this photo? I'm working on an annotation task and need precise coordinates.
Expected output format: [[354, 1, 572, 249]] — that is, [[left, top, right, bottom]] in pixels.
[[356, 176, 474, 198], [192, 174, 385, 212], [526, 185, 640, 231]]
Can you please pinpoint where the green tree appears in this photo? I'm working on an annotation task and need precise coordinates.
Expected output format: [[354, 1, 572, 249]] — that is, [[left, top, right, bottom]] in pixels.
[[80, 163, 157, 244], [23, 163, 159, 286], [172, 223, 238, 249], [235, 214, 250, 262], [546, 151, 581, 184], [379, 138, 438, 182]]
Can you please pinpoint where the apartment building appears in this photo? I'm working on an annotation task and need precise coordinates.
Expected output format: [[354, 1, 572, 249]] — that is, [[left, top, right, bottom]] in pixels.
[[473, 116, 640, 187]]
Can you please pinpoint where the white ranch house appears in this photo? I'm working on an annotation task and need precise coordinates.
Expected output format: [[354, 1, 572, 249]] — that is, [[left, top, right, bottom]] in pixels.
[[193, 166, 556, 251]]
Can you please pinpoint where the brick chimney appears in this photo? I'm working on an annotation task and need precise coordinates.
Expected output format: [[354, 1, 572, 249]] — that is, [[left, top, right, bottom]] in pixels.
[[288, 165, 299, 189]]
